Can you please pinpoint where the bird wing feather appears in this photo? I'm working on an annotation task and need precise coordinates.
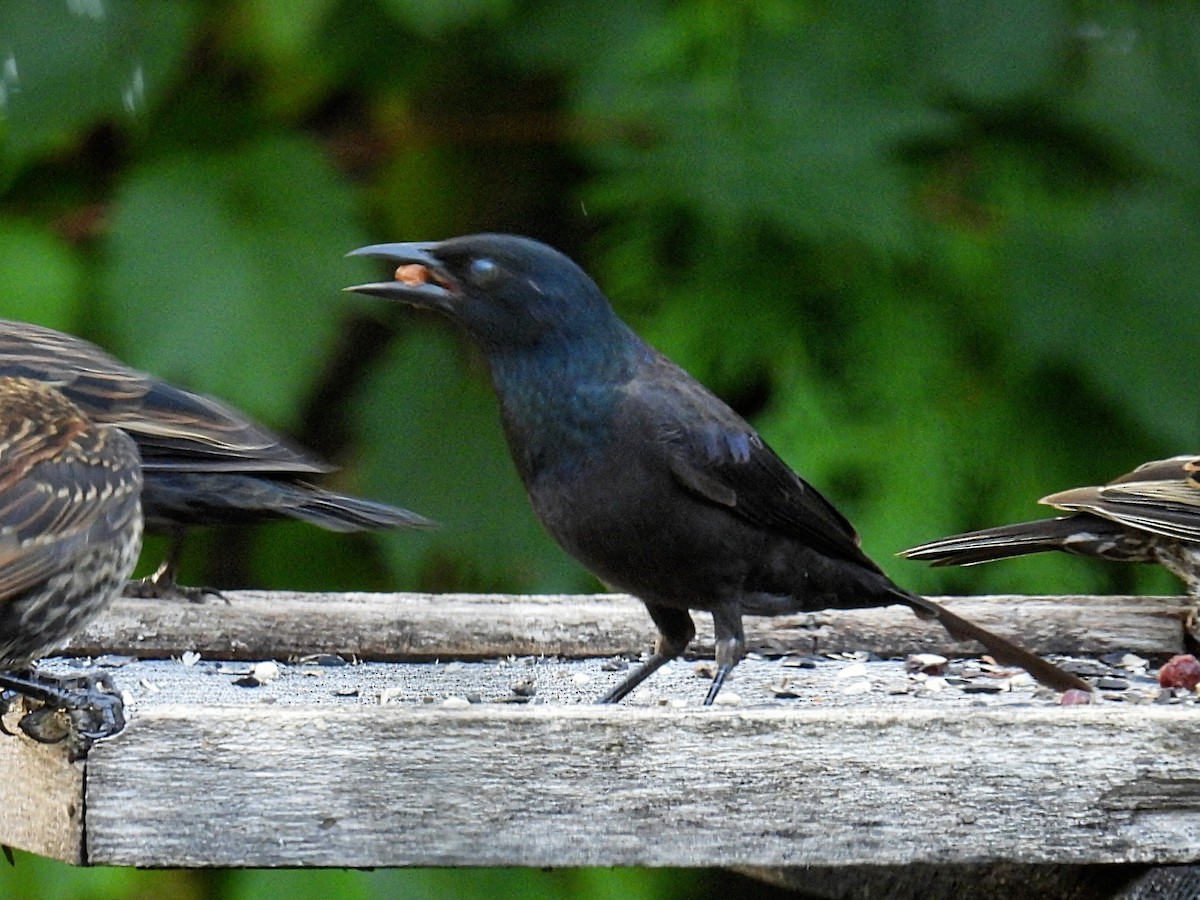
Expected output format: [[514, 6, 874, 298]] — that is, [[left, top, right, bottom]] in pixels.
[[0, 320, 327, 474], [0, 419, 141, 602], [1042, 456, 1200, 544], [630, 355, 877, 570]]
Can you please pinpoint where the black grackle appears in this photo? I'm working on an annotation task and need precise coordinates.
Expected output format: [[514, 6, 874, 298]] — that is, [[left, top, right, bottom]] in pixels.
[[347, 234, 1089, 703]]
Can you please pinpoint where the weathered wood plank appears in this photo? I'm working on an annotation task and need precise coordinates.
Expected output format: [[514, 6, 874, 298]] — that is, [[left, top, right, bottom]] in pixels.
[[2, 590, 1192, 873], [67, 591, 1186, 661], [0, 709, 84, 864], [83, 703, 1200, 869]]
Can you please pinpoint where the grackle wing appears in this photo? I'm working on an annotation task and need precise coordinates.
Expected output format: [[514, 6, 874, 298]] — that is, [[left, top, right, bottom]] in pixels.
[[632, 355, 879, 572]]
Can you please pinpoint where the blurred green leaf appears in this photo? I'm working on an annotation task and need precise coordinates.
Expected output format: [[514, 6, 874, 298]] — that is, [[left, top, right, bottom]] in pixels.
[[376, 0, 513, 37], [1060, 2, 1200, 187], [234, 0, 338, 64], [371, 147, 480, 240], [522, 3, 951, 255], [223, 0, 342, 119], [499, 0, 671, 90], [225, 869, 371, 900], [362, 869, 571, 900], [0, 853, 207, 900], [0, 218, 84, 328], [916, 0, 1067, 103], [100, 134, 367, 428], [227, 867, 702, 900], [248, 520, 396, 592], [0, 0, 196, 176], [1003, 184, 1200, 448]]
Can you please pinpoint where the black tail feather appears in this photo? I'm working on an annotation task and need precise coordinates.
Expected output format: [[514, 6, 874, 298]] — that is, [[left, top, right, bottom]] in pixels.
[[898, 590, 1090, 694], [287, 484, 435, 531]]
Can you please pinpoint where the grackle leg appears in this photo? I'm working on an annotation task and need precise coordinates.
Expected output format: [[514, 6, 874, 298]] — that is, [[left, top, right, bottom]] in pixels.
[[599, 603, 696, 704], [704, 606, 746, 706]]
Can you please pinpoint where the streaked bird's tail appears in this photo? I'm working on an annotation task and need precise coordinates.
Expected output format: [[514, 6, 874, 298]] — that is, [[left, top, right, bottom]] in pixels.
[[901, 513, 1162, 568]]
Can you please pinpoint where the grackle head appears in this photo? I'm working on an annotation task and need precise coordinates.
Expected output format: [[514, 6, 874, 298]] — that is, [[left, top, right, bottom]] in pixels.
[[347, 234, 622, 351]]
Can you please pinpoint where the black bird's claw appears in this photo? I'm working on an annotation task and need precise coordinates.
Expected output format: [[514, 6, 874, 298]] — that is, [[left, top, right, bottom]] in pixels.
[[60, 673, 126, 743], [0, 690, 20, 735], [123, 550, 228, 603], [18, 707, 72, 744], [0, 670, 126, 754]]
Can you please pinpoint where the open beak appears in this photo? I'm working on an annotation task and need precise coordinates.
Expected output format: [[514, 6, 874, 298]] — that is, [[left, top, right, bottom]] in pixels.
[[344, 242, 456, 311]]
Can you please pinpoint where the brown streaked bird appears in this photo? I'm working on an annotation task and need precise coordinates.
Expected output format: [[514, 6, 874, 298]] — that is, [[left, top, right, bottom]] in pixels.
[[901, 456, 1200, 632], [0, 319, 432, 594], [0, 376, 143, 741]]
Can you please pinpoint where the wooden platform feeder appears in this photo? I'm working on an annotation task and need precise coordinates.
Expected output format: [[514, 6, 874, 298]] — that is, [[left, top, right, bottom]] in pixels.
[[3, 591, 1199, 900]]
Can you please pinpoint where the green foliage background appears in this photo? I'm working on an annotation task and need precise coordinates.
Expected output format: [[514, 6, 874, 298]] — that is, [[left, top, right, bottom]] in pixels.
[[1, 0, 1198, 896]]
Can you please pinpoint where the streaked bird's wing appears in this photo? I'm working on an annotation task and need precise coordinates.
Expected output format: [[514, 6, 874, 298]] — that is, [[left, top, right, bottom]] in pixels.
[[0, 378, 142, 601], [0, 319, 324, 474], [1043, 456, 1200, 544]]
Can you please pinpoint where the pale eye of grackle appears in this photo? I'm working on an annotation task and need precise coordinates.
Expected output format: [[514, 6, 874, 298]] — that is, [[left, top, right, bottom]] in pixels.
[[468, 257, 500, 286]]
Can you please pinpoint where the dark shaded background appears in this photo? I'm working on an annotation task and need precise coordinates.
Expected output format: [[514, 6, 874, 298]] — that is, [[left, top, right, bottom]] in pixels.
[[1, 0, 1198, 896]]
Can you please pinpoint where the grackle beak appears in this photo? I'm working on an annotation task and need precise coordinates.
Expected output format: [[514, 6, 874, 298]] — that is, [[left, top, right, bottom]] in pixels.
[[344, 242, 456, 311]]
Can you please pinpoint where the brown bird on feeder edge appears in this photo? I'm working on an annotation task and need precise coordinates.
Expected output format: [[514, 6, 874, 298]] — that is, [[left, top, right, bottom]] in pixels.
[[0, 319, 433, 598], [0, 376, 143, 744], [902, 455, 1200, 640]]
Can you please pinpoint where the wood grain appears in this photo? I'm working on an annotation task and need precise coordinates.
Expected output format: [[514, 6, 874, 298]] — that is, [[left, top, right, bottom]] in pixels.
[[0, 706, 84, 863], [82, 703, 1200, 869], [0, 589, 1191, 878], [68, 591, 1187, 661]]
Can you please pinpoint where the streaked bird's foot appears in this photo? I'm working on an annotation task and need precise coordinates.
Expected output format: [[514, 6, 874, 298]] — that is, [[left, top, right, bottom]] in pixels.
[[0, 670, 126, 756], [125, 574, 227, 605], [0, 690, 21, 735], [1184, 605, 1200, 651]]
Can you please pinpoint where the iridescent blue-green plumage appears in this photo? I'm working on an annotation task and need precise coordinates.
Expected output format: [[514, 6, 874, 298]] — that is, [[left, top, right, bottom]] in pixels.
[[348, 234, 1089, 701]]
